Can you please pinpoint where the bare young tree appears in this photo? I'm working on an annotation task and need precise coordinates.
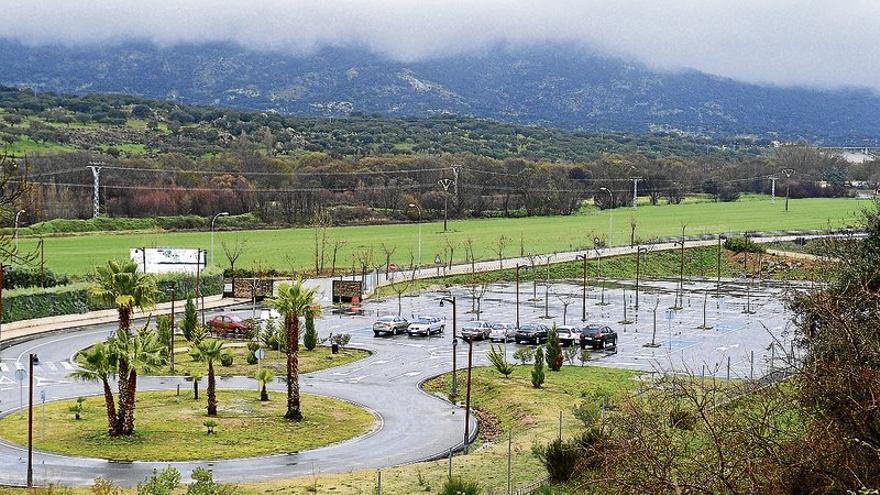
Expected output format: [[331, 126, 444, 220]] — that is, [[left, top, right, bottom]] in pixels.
[[380, 242, 397, 280], [444, 236, 457, 270], [221, 237, 246, 295], [465, 273, 490, 319], [311, 211, 331, 275], [353, 245, 374, 289], [329, 238, 347, 277], [493, 234, 511, 269], [388, 266, 418, 315], [553, 289, 577, 325], [463, 238, 476, 273]]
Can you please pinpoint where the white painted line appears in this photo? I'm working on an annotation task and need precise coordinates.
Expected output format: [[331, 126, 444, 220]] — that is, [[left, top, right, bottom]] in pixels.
[[60, 361, 75, 371], [0, 363, 8, 372], [44, 362, 57, 371]]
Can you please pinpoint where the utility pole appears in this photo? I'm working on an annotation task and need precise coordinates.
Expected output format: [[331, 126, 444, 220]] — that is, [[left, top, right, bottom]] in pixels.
[[769, 176, 777, 204], [576, 254, 588, 321], [463, 336, 474, 454], [630, 177, 642, 208], [27, 353, 36, 487], [169, 282, 177, 373], [87, 161, 105, 218], [781, 168, 795, 212], [438, 178, 454, 232], [451, 165, 461, 215]]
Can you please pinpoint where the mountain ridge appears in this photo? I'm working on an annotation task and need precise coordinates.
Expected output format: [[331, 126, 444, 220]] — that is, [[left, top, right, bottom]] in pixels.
[[2, 40, 878, 145]]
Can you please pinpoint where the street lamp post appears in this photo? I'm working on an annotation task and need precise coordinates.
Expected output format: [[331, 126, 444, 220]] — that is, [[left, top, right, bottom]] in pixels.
[[635, 247, 648, 310], [27, 353, 36, 487], [440, 296, 458, 396], [515, 264, 528, 329], [463, 336, 474, 454], [210, 212, 229, 266], [599, 187, 614, 246], [408, 203, 422, 271], [14, 209, 25, 254], [168, 282, 176, 373], [576, 254, 588, 321]]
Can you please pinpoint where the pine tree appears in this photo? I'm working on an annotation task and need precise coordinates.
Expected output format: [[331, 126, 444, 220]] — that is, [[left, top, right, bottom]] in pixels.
[[545, 324, 563, 371], [303, 308, 318, 351], [182, 296, 198, 342], [532, 346, 545, 388]]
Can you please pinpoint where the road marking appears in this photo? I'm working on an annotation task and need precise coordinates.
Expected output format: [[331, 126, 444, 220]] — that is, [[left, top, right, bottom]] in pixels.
[[0, 376, 13, 385], [44, 362, 58, 371], [60, 361, 75, 371], [14, 362, 24, 371], [0, 363, 8, 372], [403, 371, 422, 377]]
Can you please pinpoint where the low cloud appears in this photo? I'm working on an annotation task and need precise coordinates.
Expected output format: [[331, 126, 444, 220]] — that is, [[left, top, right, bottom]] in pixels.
[[1, 0, 878, 90]]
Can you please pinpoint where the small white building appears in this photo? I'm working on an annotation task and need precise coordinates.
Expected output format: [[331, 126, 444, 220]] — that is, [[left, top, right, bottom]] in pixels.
[[130, 247, 206, 274]]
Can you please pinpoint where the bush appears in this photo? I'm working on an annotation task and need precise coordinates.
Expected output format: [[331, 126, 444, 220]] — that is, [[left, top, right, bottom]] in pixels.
[[533, 438, 581, 483], [137, 467, 181, 495], [91, 478, 123, 495], [303, 310, 318, 351], [246, 352, 258, 365], [532, 346, 546, 388], [1, 266, 70, 290], [723, 236, 766, 254], [186, 467, 236, 495], [487, 344, 514, 377], [440, 477, 482, 495], [513, 347, 534, 364], [219, 351, 234, 367], [545, 326, 563, 371]]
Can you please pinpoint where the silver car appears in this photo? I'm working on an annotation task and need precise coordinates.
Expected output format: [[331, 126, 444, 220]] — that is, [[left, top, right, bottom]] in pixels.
[[460, 320, 492, 340], [373, 315, 409, 336], [489, 322, 517, 342]]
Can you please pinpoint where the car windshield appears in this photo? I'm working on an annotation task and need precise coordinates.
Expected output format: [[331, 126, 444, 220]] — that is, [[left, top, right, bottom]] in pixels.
[[491, 323, 507, 330], [378, 316, 395, 322], [520, 324, 540, 331], [415, 319, 433, 324], [463, 322, 484, 329]]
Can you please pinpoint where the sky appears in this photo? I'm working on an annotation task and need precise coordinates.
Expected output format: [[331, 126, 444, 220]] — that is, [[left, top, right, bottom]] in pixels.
[[1, 0, 877, 91]]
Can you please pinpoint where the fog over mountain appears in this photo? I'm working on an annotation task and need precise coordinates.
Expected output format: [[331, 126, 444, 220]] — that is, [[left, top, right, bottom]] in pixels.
[[2, 1, 879, 144], [2, 0, 879, 91]]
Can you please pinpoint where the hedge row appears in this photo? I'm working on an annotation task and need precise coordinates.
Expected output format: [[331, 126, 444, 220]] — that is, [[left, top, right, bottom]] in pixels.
[[1, 271, 224, 324], [7, 213, 264, 237]]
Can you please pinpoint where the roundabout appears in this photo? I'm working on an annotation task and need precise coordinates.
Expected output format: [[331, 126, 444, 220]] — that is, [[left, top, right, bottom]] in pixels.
[[0, 390, 376, 462]]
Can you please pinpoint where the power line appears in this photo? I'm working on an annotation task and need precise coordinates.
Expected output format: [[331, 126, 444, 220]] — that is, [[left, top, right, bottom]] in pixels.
[[95, 165, 451, 177], [24, 180, 431, 194]]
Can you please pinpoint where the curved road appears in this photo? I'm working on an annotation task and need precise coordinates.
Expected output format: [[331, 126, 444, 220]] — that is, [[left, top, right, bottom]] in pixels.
[[0, 303, 476, 487]]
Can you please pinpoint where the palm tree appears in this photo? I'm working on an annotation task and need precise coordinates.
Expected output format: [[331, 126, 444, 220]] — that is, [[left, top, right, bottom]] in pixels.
[[193, 339, 225, 416], [88, 259, 160, 334], [88, 259, 160, 435], [266, 281, 322, 421], [255, 369, 274, 402], [110, 326, 166, 434], [70, 343, 119, 435]]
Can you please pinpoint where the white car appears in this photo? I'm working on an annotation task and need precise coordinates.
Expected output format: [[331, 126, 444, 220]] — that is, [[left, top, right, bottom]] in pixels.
[[555, 325, 578, 347], [489, 322, 517, 342], [407, 316, 445, 336]]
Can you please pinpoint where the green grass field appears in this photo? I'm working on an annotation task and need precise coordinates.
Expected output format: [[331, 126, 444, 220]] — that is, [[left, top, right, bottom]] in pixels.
[[18, 196, 869, 275], [0, 390, 375, 462]]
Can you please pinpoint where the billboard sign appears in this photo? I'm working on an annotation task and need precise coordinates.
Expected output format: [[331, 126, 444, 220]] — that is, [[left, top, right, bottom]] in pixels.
[[130, 248, 206, 274]]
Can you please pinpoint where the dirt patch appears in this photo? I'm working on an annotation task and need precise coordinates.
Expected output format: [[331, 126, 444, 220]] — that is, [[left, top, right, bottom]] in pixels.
[[474, 407, 502, 442]]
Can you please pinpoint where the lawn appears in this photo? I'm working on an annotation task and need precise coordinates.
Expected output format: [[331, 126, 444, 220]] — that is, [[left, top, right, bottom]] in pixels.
[[16, 196, 868, 276], [0, 390, 375, 462], [164, 339, 368, 377]]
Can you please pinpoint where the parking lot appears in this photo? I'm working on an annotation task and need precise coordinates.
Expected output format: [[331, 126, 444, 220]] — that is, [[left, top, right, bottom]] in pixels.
[[311, 278, 799, 381]]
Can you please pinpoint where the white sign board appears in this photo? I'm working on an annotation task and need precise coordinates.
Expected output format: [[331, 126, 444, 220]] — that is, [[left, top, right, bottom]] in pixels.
[[130, 248, 206, 274]]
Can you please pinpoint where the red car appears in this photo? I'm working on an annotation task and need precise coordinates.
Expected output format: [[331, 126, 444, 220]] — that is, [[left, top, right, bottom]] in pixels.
[[207, 314, 252, 336]]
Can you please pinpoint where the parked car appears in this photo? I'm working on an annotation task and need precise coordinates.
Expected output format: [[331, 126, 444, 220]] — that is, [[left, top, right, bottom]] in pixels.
[[515, 323, 550, 345], [579, 324, 617, 349], [460, 321, 492, 340], [555, 325, 578, 347], [373, 315, 409, 336], [207, 314, 253, 337], [407, 316, 445, 336], [489, 322, 517, 342]]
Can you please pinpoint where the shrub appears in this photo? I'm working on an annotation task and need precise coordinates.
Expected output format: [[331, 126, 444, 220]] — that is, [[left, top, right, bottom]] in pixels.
[[69, 397, 86, 420], [303, 310, 318, 351], [181, 297, 198, 342], [723, 236, 766, 254], [219, 351, 234, 367], [532, 346, 546, 388], [91, 478, 123, 495], [186, 467, 236, 495], [487, 344, 514, 377], [440, 477, 482, 495], [328, 333, 351, 348], [513, 347, 534, 364], [668, 406, 697, 430], [246, 341, 260, 352], [1, 266, 69, 290], [545, 325, 563, 371], [246, 352, 258, 365], [137, 467, 181, 495], [203, 420, 218, 435], [578, 349, 591, 366], [532, 438, 580, 483]]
